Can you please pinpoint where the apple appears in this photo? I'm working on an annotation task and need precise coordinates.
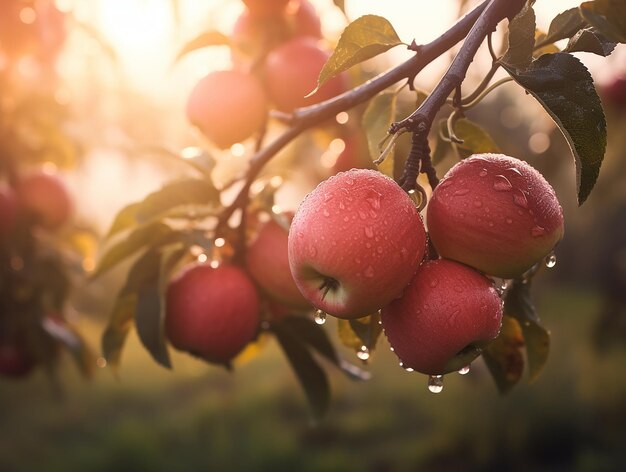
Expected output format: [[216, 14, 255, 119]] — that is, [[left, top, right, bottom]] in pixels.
[[242, 0, 290, 17], [165, 264, 260, 365], [288, 168, 427, 319], [427, 153, 564, 279], [263, 37, 348, 112], [246, 217, 311, 309], [0, 341, 35, 379], [286, 0, 322, 40], [0, 185, 17, 237], [186, 69, 268, 149], [381, 259, 503, 375], [15, 170, 73, 230], [600, 76, 626, 110]]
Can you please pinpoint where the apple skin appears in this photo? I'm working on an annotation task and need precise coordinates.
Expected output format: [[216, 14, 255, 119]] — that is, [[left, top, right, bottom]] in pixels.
[[246, 218, 311, 309], [242, 0, 290, 17], [165, 264, 260, 365], [0, 186, 18, 237], [186, 70, 268, 149], [263, 37, 348, 112], [287, 0, 322, 40], [288, 168, 427, 319], [427, 153, 564, 279], [15, 171, 73, 230], [600, 77, 626, 110], [0, 341, 35, 379], [381, 259, 503, 375]]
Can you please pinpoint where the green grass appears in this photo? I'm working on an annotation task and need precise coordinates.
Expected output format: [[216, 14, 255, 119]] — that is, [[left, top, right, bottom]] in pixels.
[[1, 286, 624, 471]]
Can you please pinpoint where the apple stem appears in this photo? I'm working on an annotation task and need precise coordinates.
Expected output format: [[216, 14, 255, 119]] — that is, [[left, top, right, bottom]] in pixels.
[[318, 277, 339, 300]]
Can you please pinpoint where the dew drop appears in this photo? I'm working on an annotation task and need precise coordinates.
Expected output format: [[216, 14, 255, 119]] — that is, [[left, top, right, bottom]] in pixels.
[[513, 190, 529, 209], [345, 178, 355, 185], [506, 217, 513, 224], [314, 310, 327, 325], [479, 169, 488, 177], [343, 216, 350, 222], [339, 201, 346, 210], [358, 210, 368, 220], [357, 345, 370, 361], [376, 246, 384, 254], [364, 226, 374, 238], [365, 242, 372, 249], [531, 225, 546, 237], [453, 188, 470, 196], [323, 193, 333, 203], [366, 193, 382, 210], [473, 199, 483, 208], [308, 246, 318, 257], [364, 265, 375, 278], [429, 278, 439, 288], [458, 365, 471, 375], [354, 257, 361, 264], [493, 175, 513, 192], [323, 208, 330, 217], [400, 247, 409, 260], [389, 347, 395, 352], [404, 366, 415, 373], [454, 285, 463, 293], [545, 252, 557, 268], [488, 221, 494, 228], [428, 375, 444, 393], [507, 167, 523, 177]]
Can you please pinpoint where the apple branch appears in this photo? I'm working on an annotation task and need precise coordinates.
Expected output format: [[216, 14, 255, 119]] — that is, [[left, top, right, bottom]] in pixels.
[[391, 0, 526, 191]]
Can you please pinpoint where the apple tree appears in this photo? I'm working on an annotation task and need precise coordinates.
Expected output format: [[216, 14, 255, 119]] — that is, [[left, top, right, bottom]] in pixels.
[[93, 0, 625, 420]]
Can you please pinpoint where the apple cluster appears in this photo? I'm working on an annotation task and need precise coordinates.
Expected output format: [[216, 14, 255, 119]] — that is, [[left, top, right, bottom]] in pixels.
[[185, 0, 348, 149], [287, 153, 564, 377]]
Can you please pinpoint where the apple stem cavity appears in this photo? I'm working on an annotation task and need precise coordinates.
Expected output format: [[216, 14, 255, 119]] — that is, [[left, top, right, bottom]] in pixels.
[[319, 277, 339, 300]]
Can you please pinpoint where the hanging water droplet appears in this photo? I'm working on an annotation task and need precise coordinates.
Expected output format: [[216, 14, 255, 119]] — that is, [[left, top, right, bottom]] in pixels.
[[493, 175, 513, 192], [357, 345, 370, 361], [428, 375, 444, 393], [545, 252, 557, 268], [389, 347, 395, 352], [458, 365, 471, 375], [314, 310, 327, 325], [404, 366, 414, 373]]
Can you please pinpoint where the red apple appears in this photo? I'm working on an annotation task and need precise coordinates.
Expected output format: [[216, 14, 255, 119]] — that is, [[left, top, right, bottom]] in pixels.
[[246, 218, 311, 309], [242, 0, 290, 17], [263, 37, 348, 112], [186, 69, 268, 149], [0, 185, 18, 237], [0, 341, 35, 379], [381, 259, 503, 375], [15, 170, 73, 230], [286, 0, 322, 40], [288, 168, 427, 319], [427, 153, 564, 279], [165, 264, 260, 365], [600, 76, 626, 110]]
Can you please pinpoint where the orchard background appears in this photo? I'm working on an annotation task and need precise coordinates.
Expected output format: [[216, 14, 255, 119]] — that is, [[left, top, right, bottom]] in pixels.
[[1, 0, 626, 470]]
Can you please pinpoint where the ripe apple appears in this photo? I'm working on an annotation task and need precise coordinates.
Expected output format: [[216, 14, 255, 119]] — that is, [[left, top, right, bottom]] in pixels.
[[263, 37, 348, 112], [288, 168, 427, 319], [165, 264, 260, 365], [0, 185, 17, 237], [15, 170, 73, 230], [246, 218, 311, 309], [427, 153, 564, 279], [286, 0, 322, 40], [600, 76, 626, 110], [0, 341, 35, 379], [242, 0, 290, 17], [381, 259, 503, 375], [186, 69, 268, 149]]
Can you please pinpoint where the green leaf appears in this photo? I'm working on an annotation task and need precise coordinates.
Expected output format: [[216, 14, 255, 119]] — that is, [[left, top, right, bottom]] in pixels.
[[543, 8, 587, 44], [101, 294, 137, 369], [503, 3, 536, 70], [440, 118, 501, 159], [565, 28, 616, 56], [580, 0, 626, 43], [273, 323, 330, 422], [362, 90, 398, 177], [175, 31, 231, 63], [121, 247, 164, 296], [135, 282, 172, 369], [482, 316, 525, 394], [106, 178, 220, 239], [503, 53, 606, 204], [312, 15, 403, 94], [93, 222, 175, 278], [504, 279, 550, 383]]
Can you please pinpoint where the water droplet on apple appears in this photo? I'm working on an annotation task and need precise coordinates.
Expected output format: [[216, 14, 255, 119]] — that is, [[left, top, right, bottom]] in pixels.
[[365, 242, 372, 249], [513, 189, 529, 209], [364, 226, 374, 238], [454, 285, 463, 293], [507, 167, 523, 177], [479, 169, 488, 177], [404, 366, 415, 373], [323, 193, 333, 202], [488, 221, 494, 227], [458, 365, 471, 375], [545, 252, 557, 268], [314, 310, 327, 325], [364, 265, 375, 278], [429, 278, 439, 288], [427, 375, 444, 393], [389, 347, 395, 352], [358, 210, 368, 220], [493, 175, 513, 192], [376, 246, 384, 254], [308, 246, 317, 257], [473, 199, 483, 208], [345, 178, 355, 185], [400, 247, 409, 260], [453, 188, 470, 196], [506, 217, 513, 224], [339, 201, 346, 210], [356, 345, 370, 362], [366, 193, 382, 210], [323, 208, 330, 217], [343, 216, 350, 222], [354, 257, 361, 264], [531, 225, 546, 237]]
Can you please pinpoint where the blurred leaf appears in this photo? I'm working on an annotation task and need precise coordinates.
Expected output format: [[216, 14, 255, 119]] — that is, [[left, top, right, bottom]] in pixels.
[[273, 323, 330, 422], [312, 15, 403, 95], [503, 53, 606, 204], [175, 31, 231, 63], [121, 247, 163, 296], [533, 31, 561, 57], [101, 294, 137, 369], [42, 317, 96, 379], [482, 316, 525, 394], [440, 118, 501, 159], [338, 313, 383, 354], [135, 282, 172, 369], [93, 222, 175, 278], [362, 90, 397, 177], [580, 0, 626, 43], [565, 28, 617, 55], [71, 18, 119, 63], [504, 279, 550, 383], [106, 179, 220, 239], [503, 3, 536, 69], [542, 8, 587, 44]]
